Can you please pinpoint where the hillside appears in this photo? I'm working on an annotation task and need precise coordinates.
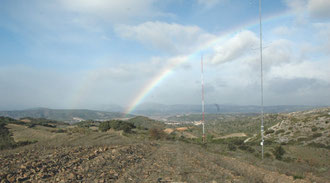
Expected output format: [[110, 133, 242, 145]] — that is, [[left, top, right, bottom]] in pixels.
[[261, 107, 330, 148], [0, 108, 131, 123], [132, 103, 323, 116], [0, 108, 329, 182], [127, 116, 166, 129]]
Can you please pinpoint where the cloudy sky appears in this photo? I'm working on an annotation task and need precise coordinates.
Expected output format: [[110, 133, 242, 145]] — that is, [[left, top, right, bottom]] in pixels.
[[0, 0, 329, 111]]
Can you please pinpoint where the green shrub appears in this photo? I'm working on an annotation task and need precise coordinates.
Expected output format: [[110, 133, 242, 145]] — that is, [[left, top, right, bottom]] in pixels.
[[54, 129, 66, 133], [0, 121, 16, 150], [15, 140, 37, 147], [311, 127, 317, 132], [264, 139, 275, 145], [118, 122, 135, 133], [264, 152, 272, 158], [273, 145, 285, 160], [312, 133, 322, 138], [99, 121, 111, 132], [265, 129, 275, 134], [293, 175, 304, 180], [228, 143, 237, 151], [206, 134, 214, 142], [149, 128, 167, 140], [99, 120, 136, 133], [0, 119, 38, 150], [238, 145, 255, 153]]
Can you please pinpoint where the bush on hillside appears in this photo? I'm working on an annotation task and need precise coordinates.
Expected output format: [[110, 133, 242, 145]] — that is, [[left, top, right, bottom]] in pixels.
[[0, 119, 37, 150], [99, 120, 136, 133], [149, 128, 167, 140], [312, 133, 322, 138], [265, 129, 275, 134], [275, 129, 285, 135], [228, 143, 237, 151], [273, 145, 285, 160], [99, 121, 111, 132], [238, 145, 255, 153]]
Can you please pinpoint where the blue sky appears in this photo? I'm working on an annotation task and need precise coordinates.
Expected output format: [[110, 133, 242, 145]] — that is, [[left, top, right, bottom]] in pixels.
[[0, 0, 329, 111]]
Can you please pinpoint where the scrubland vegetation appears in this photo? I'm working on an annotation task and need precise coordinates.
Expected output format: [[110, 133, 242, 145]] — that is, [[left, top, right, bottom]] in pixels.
[[0, 108, 329, 182]]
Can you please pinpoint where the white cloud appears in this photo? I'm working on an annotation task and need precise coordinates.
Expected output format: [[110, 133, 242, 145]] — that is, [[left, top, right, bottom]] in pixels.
[[262, 39, 293, 68], [89, 57, 166, 82], [208, 30, 259, 65], [307, 0, 330, 19], [313, 22, 330, 54], [269, 60, 330, 82], [285, 0, 330, 21], [115, 21, 216, 54]]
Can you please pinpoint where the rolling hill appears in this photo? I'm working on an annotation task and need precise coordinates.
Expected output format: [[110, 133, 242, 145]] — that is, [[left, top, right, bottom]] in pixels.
[[0, 108, 131, 123]]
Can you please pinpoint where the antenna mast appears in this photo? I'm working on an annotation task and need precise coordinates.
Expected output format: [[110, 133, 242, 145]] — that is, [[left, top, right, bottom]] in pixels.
[[259, 0, 265, 160], [201, 55, 205, 142]]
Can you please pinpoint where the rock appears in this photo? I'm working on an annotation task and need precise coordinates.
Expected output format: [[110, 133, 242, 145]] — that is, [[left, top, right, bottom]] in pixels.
[[69, 172, 76, 179], [20, 165, 26, 169], [7, 175, 15, 182]]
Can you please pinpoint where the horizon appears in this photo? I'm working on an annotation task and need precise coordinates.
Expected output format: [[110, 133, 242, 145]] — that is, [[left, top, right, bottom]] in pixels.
[[0, 103, 328, 112], [1, 0, 330, 112]]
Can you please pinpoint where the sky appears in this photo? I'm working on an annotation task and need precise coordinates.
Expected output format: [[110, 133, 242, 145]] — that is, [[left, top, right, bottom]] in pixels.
[[0, 0, 329, 111]]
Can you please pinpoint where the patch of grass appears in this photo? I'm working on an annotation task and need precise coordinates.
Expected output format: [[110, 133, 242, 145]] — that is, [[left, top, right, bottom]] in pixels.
[[308, 142, 330, 149], [68, 127, 92, 134], [0, 117, 38, 150]]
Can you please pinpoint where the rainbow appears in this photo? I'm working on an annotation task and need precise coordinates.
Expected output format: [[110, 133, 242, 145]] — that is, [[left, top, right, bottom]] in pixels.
[[69, 10, 293, 113], [124, 10, 293, 114]]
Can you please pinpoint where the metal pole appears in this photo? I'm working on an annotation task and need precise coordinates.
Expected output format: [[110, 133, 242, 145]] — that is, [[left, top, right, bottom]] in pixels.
[[201, 55, 205, 142], [259, 0, 264, 160]]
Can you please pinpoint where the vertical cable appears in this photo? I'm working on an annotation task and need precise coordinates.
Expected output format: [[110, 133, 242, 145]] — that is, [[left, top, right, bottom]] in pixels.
[[201, 55, 205, 142], [259, 0, 264, 160]]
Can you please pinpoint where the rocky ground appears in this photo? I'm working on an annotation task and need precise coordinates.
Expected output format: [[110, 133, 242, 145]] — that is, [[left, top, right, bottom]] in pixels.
[[1, 141, 328, 183], [1, 108, 329, 183], [264, 107, 330, 146], [0, 143, 157, 183]]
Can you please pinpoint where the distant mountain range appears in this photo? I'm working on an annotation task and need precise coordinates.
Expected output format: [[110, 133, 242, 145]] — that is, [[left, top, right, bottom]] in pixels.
[[0, 108, 130, 123], [0, 105, 327, 122], [128, 103, 328, 116]]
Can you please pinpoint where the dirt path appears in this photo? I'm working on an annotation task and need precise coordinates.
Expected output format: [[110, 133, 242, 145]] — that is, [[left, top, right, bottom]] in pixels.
[[214, 133, 247, 140]]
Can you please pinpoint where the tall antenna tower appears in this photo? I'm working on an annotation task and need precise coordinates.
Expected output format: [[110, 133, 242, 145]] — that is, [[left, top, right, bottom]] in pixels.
[[259, 0, 265, 160], [201, 55, 205, 142]]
